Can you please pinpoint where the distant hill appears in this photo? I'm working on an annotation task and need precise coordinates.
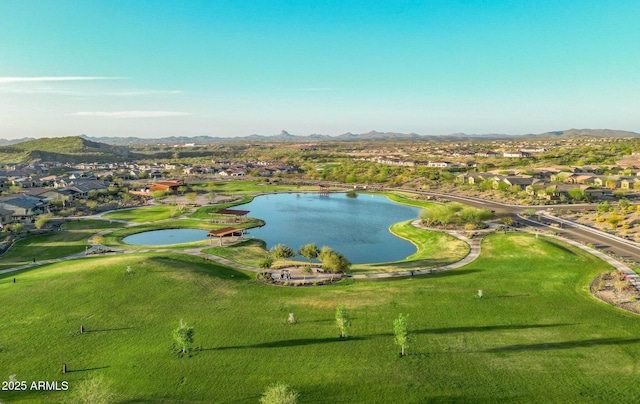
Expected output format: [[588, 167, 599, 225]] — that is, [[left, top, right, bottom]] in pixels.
[[0, 137, 36, 146], [526, 129, 640, 139], [0, 136, 135, 163], [2, 128, 639, 149]]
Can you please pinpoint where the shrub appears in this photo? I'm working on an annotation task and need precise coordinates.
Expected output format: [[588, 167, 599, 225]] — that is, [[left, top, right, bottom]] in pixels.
[[260, 382, 298, 404]]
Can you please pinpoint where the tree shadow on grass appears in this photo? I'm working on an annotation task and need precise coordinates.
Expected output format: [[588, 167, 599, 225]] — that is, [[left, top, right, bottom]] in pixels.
[[202, 336, 368, 351], [538, 238, 579, 256], [418, 323, 575, 335], [66, 365, 110, 373], [85, 327, 135, 333], [484, 337, 640, 353]]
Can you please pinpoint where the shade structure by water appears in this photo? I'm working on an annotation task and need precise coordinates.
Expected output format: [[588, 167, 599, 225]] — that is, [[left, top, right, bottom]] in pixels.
[[123, 229, 210, 245], [243, 193, 421, 264]]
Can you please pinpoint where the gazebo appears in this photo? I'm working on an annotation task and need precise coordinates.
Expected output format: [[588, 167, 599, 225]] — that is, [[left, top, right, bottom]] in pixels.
[[208, 227, 245, 246]]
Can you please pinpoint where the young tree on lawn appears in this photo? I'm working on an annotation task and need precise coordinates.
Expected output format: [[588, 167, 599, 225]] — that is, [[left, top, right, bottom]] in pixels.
[[172, 319, 195, 354], [394, 313, 409, 357], [270, 244, 296, 266], [335, 304, 351, 338], [186, 192, 198, 204], [301, 266, 313, 281], [298, 243, 319, 264]]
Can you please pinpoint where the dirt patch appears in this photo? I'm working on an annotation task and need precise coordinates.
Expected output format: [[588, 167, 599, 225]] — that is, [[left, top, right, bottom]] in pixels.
[[591, 271, 640, 315]]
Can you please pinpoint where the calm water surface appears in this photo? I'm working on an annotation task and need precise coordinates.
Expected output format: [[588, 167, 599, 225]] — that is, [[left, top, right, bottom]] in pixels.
[[244, 193, 420, 264], [123, 229, 209, 245]]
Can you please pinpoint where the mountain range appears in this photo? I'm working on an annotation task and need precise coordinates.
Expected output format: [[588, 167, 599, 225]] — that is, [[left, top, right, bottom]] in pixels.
[[0, 128, 638, 147]]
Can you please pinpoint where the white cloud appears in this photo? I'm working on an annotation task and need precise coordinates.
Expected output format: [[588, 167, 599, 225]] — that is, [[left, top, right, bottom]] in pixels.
[[70, 111, 192, 118], [0, 76, 125, 83]]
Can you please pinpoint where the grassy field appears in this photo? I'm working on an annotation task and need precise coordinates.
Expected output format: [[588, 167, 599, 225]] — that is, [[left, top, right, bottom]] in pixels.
[[202, 239, 270, 267], [350, 220, 469, 274], [2, 233, 640, 403], [0, 219, 124, 270], [188, 195, 254, 219], [102, 205, 187, 222], [382, 192, 438, 209]]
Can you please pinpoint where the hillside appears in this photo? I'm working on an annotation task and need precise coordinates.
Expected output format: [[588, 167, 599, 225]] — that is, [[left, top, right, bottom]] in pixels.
[[0, 136, 135, 163]]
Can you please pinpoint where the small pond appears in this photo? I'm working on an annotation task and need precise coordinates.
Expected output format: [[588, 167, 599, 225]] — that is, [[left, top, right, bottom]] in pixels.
[[123, 229, 209, 245], [243, 193, 421, 264]]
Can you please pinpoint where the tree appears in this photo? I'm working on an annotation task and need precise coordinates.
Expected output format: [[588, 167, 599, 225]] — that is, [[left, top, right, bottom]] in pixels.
[[270, 244, 296, 266], [186, 192, 198, 204], [259, 382, 298, 404], [394, 313, 409, 357], [300, 266, 313, 280], [298, 243, 319, 264], [177, 185, 188, 195], [335, 304, 351, 338], [259, 256, 274, 269], [172, 319, 195, 354], [567, 187, 586, 201], [318, 247, 351, 273], [34, 213, 53, 230]]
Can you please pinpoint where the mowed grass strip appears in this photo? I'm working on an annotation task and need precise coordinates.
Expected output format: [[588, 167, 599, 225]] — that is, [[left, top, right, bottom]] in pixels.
[[3, 234, 640, 402], [350, 220, 469, 274]]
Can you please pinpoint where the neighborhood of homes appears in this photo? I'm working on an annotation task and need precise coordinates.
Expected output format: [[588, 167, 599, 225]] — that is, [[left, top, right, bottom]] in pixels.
[[0, 160, 297, 227]]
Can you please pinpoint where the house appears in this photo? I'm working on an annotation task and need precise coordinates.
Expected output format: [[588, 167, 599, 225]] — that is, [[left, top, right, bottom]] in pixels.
[[427, 161, 456, 168], [0, 194, 49, 222], [621, 177, 640, 190], [149, 180, 183, 193], [67, 180, 109, 198], [502, 152, 531, 158], [0, 206, 12, 226], [574, 175, 597, 184], [502, 176, 540, 190], [550, 172, 577, 183]]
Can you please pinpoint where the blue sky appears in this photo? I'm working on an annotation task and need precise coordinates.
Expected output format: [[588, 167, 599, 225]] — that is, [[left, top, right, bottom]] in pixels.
[[0, 0, 638, 139]]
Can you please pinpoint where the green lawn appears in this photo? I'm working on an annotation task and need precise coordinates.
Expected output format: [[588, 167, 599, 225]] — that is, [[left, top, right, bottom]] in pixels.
[[0, 219, 124, 270], [350, 220, 469, 274], [202, 238, 270, 267], [2, 234, 639, 403], [382, 192, 438, 209], [102, 205, 186, 222], [188, 195, 254, 219]]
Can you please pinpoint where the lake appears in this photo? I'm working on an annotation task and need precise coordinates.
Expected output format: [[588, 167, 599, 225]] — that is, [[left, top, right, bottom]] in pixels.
[[243, 193, 421, 264], [123, 228, 210, 245]]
